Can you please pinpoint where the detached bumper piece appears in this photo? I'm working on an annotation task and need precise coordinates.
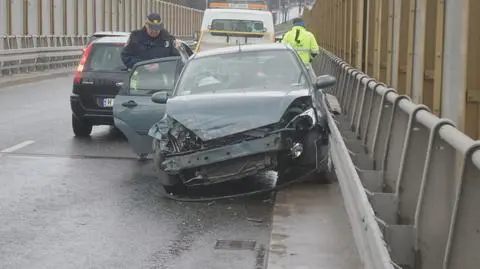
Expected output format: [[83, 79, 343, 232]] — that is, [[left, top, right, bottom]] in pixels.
[[162, 134, 283, 185]]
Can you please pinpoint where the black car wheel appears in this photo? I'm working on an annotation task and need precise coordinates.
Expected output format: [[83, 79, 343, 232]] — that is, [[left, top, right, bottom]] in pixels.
[[72, 115, 92, 137], [153, 140, 186, 195], [276, 130, 334, 185]]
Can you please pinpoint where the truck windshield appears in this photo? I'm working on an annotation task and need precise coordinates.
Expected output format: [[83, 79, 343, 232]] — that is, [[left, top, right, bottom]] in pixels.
[[211, 19, 265, 33]]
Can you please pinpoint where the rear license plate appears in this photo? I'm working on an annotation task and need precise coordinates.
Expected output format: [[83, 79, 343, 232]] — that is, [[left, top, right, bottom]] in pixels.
[[101, 98, 115, 107]]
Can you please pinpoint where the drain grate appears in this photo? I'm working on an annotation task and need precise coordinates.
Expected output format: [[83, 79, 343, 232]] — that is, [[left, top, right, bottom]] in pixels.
[[214, 240, 257, 250]]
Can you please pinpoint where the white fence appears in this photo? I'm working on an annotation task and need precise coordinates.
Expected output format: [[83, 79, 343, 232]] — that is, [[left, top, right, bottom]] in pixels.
[[0, 0, 203, 77], [0, 0, 203, 37]]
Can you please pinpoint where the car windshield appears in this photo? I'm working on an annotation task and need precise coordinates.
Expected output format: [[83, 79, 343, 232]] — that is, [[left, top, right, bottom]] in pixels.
[[211, 19, 265, 33], [175, 50, 307, 96], [129, 61, 178, 96]]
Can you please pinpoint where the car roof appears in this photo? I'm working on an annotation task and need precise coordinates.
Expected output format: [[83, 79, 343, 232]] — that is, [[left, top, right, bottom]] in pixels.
[[91, 35, 130, 44], [90, 31, 130, 37], [90, 35, 191, 46], [193, 43, 293, 59]]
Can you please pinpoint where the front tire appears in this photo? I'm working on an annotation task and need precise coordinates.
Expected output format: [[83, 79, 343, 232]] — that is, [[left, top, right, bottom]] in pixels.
[[276, 134, 333, 186], [72, 115, 92, 137]]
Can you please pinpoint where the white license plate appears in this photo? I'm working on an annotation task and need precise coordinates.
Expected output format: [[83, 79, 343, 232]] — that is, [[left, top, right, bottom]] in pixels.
[[102, 98, 115, 107], [229, 3, 248, 8]]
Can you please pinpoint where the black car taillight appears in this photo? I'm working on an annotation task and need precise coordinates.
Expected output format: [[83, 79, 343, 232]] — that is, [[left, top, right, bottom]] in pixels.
[[74, 43, 93, 84]]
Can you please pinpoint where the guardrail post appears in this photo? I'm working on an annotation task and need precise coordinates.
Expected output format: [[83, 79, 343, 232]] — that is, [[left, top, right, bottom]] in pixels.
[[443, 143, 480, 269], [414, 124, 463, 269]]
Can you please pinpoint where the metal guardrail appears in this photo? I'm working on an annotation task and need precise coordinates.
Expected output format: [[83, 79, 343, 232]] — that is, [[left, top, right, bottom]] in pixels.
[[0, 34, 196, 78], [314, 48, 480, 269], [0, 35, 88, 77]]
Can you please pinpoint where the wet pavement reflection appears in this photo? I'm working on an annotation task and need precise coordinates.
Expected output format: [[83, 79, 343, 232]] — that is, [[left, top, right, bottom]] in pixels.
[[0, 77, 274, 269]]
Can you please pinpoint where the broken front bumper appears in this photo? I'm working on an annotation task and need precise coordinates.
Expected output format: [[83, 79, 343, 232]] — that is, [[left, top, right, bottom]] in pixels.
[[162, 133, 283, 174]]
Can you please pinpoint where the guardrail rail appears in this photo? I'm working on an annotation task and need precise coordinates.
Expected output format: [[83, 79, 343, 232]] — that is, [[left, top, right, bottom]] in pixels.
[[0, 35, 87, 77], [0, 34, 196, 78], [313, 48, 480, 269]]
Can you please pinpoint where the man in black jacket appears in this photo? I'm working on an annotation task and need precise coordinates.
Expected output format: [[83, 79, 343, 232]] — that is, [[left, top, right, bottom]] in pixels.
[[121, 13, 180, 69]]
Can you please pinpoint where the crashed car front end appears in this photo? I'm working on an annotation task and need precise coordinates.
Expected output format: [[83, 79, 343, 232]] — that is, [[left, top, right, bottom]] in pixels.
[[148, 97, 329, 187]]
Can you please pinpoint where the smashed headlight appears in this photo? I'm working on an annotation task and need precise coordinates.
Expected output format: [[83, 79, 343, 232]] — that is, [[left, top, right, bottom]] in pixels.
[[168, 119, 202, 153], [150, 115, 202, 154], [286, 108, 317, 130], [169, 121, 188, 151]]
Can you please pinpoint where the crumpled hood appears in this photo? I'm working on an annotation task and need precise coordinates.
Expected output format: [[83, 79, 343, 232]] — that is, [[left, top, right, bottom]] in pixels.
[[165, 88, 310, 141]]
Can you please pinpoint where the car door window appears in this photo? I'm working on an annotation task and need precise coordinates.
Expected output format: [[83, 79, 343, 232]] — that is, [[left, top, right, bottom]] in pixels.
[[128, 60, 180, 96]]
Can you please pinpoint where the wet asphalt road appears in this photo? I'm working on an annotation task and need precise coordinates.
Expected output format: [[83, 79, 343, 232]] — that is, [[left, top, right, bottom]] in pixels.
[[0, 75, 274, 269]]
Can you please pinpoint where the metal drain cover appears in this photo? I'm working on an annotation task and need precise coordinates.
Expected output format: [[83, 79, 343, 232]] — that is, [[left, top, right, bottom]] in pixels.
[[214, 240, 257, 250]]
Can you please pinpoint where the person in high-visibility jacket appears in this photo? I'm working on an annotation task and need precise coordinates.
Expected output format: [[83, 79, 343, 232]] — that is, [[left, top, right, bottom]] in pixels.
[[281, 18, 320, 64]]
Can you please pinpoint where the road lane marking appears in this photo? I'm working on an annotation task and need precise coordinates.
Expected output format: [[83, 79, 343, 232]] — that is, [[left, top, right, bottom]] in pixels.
[[1, 140, 35, 153]]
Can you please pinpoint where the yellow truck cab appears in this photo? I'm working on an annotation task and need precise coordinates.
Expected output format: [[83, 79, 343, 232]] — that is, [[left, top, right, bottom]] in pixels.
[[196, 8, 275, 52]]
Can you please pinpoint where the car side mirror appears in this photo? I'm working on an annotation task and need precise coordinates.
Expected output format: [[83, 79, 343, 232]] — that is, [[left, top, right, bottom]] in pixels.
[[314, 75, 336, 90], [151, 91, 168, 104]]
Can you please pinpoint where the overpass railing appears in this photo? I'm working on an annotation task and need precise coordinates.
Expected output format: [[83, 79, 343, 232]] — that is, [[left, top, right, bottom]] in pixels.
[[0, 34, 196, 78], [314, 48, 480, 269], [0, 35, 87, 77]]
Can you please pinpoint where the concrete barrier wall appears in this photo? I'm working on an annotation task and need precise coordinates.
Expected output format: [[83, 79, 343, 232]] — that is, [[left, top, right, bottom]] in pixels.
[[0, 0, 204, 37]]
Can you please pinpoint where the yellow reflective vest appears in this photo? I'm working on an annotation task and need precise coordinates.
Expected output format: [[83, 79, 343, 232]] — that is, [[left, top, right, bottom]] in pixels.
[[281, 26, 319, 64]]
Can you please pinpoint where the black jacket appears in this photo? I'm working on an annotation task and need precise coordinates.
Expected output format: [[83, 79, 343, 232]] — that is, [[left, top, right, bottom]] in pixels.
[[121, 27, 180, 69]]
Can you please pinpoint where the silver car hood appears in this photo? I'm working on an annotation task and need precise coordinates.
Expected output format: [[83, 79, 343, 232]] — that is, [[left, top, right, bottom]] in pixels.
[[165, 88, 310, 141]]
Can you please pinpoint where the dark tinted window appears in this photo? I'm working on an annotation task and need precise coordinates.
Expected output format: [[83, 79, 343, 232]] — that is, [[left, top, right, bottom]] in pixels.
[[211, 19, 265, 33], [85, 44, 126, 71]]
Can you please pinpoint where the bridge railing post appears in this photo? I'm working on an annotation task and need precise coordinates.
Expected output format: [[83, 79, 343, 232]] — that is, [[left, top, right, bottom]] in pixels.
[[314, 46, 480, 269]]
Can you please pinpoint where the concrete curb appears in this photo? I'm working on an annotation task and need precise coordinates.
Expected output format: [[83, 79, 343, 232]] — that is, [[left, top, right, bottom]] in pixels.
[[266, 183, 361, 269], [0, 69, 74, 89]]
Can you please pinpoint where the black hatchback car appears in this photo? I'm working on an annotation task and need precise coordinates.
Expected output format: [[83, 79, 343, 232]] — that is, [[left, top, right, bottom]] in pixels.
[[70, 35, 193, 137]]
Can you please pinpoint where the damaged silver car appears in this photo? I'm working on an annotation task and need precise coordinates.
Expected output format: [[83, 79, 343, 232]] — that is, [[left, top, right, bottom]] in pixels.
[[148, 44, 336, 193]]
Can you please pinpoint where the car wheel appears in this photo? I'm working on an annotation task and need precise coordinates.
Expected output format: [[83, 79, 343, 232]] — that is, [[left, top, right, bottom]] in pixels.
[[153, 140, 185, 195], [276, 152, 333, 186], [72, 115, 92, 137]]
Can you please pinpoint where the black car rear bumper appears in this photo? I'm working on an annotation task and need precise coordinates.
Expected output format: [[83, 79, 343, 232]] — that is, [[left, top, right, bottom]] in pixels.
[[70, 94, 114, 125]]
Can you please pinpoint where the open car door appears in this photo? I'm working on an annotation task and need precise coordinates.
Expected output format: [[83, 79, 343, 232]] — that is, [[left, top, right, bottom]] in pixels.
[[113, 57, 184, 158]]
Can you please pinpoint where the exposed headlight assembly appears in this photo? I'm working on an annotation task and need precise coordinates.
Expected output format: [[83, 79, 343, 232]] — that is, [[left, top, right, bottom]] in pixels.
[[168, 119, 201, 152], [169, 121, 188, 151], [169, 121, 187, 139], [287, 108, 317, 130]]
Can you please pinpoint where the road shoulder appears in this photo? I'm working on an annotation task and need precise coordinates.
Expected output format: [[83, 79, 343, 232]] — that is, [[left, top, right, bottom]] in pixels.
[[267, 182, 361, 269]]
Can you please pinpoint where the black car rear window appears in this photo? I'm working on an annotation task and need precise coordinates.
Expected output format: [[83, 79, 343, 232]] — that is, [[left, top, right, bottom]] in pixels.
[[85, 43, 126, 71]]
